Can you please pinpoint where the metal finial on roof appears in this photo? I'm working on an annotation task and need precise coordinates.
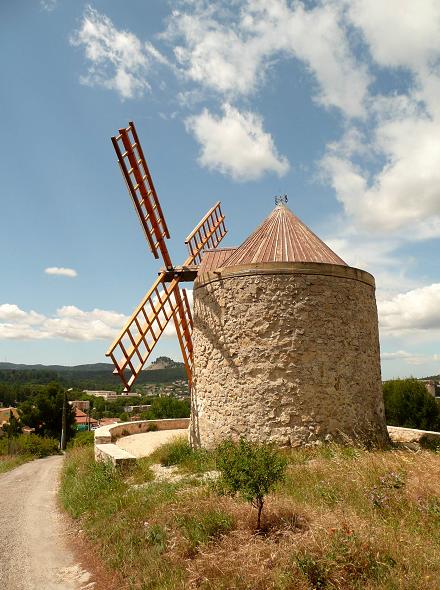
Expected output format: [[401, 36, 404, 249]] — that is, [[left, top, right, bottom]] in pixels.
[[274, 194, 288, 206]]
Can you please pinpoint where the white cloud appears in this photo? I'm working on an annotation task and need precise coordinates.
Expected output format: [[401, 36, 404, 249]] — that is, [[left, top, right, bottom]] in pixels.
[[381, 350, 440, 366], [0, 294, 193, 342], [185, 104, 289, 180], [71, 7, 166, 99], [378, 283, 440, 335], [321, 1, 440, 237], [0, 304, 128, 341], [347, 0, 440, 71], [45, 267, 77, 278], [167, 0, 370, 117]]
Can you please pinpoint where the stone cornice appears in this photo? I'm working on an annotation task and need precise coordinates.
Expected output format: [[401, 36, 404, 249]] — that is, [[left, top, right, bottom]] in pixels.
[[194, 261, 375, 290]]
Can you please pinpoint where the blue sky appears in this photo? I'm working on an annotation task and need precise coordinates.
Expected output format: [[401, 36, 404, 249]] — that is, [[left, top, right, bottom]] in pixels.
[[1, 0, 439, 379]]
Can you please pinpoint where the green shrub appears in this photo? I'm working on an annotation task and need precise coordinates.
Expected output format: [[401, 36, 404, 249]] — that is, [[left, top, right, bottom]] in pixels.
[[144, 397, 190, 419], [20, 434, 59, 457], [147, 423, 159, 432], [151, 438, 215, 473], [60, 447, 124, 518], [68, 431, 95, 448], [383, 378, 440, 431], [0, 433, 59, 457], [215, 438, 287, 529], [157, 438, 193, 466]]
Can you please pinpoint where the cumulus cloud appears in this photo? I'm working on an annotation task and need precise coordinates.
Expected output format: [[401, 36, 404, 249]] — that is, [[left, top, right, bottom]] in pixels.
[[321, 0, 440, 237], [167, 0, 370, 117], [0, 295, 194, 342], [45, 267, 77, 278], [378, 283, 440, 335], [185, 104, 289, 180], [71, 7, 166, 99], [381, 350, 440, 365], [347, 0, 440, 71], [0, 304, 128, 341]]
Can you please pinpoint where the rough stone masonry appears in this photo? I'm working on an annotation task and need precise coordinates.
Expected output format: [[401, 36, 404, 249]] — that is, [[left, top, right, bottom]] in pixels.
[[190, 262, 389, 449]]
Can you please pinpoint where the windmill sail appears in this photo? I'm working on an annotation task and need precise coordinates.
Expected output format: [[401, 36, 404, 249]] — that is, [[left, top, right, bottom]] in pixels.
[[185, 201, 226, 264], [106, 273, 184, 391], [106, 122, 228, 393], [112, 122, 172, 269]]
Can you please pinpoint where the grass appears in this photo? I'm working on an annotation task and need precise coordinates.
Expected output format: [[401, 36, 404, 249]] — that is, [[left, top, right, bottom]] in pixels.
[[0, 433, 60, 475], [0, 454, 33, 474], [60, 441, 440, 590]]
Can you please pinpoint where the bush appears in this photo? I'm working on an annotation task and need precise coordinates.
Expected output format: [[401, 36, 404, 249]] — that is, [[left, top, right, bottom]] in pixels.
[[0, 433, 59, 457], [144, 397, 190, 419], [152, 437, 215, 473], [156, 438, 193, 466], [19, 434, 59, 457], [383, 379, 440, 431], [215, 438, 287, 529], [68, 431, 94, 448]]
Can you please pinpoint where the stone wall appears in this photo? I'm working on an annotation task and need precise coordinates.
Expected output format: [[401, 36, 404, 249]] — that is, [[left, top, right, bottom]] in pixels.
[[190, 262, 388, 449], [94, 418, 190, 445]]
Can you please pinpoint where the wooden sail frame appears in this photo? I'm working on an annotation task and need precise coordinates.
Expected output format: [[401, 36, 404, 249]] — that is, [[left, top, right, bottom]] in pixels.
[[106, 122, 227, 392], [112, 122, 172, 269]]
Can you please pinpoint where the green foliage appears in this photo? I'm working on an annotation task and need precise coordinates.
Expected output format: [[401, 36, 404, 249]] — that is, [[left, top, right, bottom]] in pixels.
[[145, 524, 168, 553], [0, 433, 59, 457], [144, 396, 190, 419], [176, 510, 233, 552], [0, 362, 186, 395], [68, 430, 95, 448], [1, 412, 22, 438], [151, 437, 215, 473], [156, 438, 193, 467], [215, 438, 287, 529], [60, 447, 125, 519], [17, 382, 76, 440], [383, 378, 440, 431]]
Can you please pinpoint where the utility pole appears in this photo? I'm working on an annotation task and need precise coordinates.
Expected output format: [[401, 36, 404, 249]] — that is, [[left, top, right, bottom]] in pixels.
[[60, 388, 72, 451]]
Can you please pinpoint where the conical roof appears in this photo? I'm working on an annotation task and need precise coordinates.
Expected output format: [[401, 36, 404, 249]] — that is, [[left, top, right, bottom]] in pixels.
[[223, 203, 346, 267]]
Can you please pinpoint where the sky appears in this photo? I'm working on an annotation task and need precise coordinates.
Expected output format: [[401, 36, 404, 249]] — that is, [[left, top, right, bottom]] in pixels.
[[0, 0, 439, 379]]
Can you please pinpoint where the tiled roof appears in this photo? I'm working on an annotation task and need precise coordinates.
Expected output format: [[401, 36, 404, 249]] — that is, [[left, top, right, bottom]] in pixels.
[[223, 204, 346, 267], [198, 247, 237, 273]]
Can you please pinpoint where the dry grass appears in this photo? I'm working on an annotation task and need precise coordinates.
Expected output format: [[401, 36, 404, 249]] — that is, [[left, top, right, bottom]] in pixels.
[[60, 443, 440, 590], [0, 454, 33, 474]]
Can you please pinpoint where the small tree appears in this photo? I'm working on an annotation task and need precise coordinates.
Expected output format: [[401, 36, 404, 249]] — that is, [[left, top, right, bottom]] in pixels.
[[383, 378, 440, 431], [1, 412, 22, 454], [215, 438, 287, 530]]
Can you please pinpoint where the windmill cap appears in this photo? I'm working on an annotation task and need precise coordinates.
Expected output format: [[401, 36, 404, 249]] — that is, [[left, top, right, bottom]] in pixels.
[[222, 203, 346, 267]]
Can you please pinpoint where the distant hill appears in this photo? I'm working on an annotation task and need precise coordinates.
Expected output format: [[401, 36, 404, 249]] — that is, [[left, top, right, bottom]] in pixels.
[[0, 357, 186, 390], [0, 362, 113, 372], [146, 356, 183, 370]]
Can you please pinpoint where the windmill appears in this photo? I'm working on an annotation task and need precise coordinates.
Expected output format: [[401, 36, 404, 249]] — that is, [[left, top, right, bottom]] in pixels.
[[106, 122, 227, 393]]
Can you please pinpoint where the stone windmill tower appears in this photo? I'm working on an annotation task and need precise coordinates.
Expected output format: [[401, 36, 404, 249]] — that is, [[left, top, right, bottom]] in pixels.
[[105, 122, 387, 449], [189, 198, 388, 448]]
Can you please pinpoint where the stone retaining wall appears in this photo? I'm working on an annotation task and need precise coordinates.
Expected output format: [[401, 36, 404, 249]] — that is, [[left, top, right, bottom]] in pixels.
[[94, 418, 190, 465], [94, 418, 190, 445]]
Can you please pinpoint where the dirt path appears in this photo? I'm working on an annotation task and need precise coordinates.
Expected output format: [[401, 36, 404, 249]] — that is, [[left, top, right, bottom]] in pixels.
[[0, 455, 94, 590], [115, 429, 187, 458]]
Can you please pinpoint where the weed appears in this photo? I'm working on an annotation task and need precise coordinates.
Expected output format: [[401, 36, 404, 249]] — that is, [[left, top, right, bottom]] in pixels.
[[176, 510, 233, 553], [145, 523, 167, 552]]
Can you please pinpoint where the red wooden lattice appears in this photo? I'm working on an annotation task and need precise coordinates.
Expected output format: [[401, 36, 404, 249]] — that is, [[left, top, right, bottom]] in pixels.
[[112, 122, 172, 269]]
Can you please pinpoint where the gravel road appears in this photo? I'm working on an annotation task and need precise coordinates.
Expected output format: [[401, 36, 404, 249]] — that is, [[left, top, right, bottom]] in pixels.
[[0, 455, 94, 590]]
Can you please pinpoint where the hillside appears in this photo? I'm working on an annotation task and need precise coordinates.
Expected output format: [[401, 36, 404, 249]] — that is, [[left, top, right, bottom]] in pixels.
[[0, 357, 186, 390]]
